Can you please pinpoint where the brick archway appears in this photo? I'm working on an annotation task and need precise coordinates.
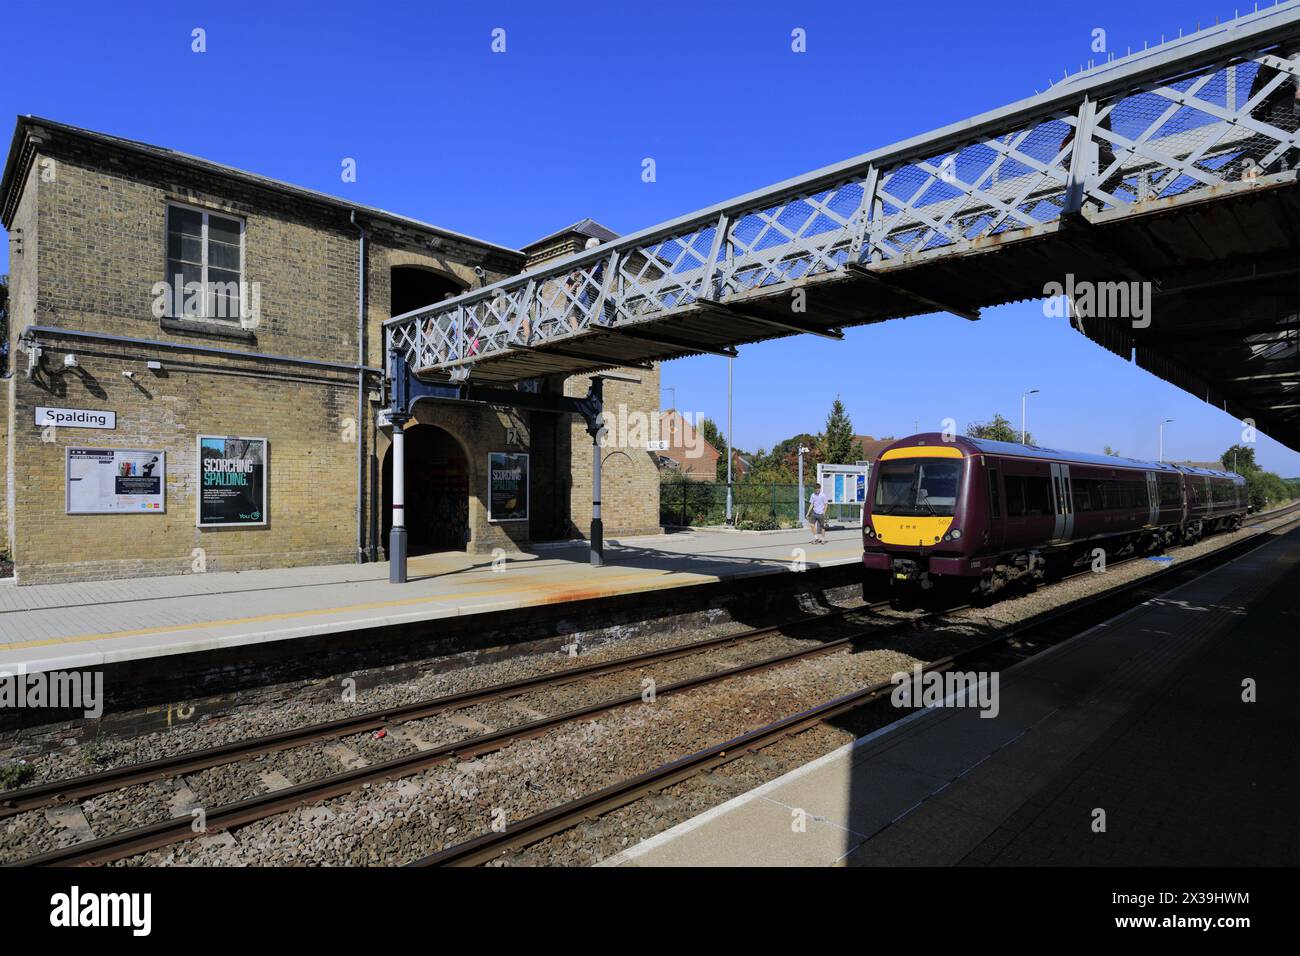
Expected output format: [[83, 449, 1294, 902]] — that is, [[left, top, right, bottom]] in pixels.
[[381, 424, 470, 554]]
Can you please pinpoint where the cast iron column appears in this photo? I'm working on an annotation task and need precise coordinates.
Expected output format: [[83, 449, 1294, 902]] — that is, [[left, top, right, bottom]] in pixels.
[[389, 413, 410, 583], [588, 377, 605, 567]]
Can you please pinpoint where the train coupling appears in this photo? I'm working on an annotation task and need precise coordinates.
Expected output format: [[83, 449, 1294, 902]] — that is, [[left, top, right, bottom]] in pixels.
[[891, 558, 934, 590]]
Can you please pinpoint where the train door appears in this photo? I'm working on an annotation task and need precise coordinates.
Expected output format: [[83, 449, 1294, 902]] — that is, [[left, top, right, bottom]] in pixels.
[[984, 460, 1005, 552], [1049, 463, 1075, 542], [1145, 472, 1159, 526]]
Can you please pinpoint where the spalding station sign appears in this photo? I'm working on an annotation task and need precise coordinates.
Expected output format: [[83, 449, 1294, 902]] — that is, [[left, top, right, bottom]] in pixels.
[[35, 406, 117, 429]]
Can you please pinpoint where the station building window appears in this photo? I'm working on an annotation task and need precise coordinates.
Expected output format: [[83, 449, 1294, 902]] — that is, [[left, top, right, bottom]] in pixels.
[[165, 203, 245, 321]]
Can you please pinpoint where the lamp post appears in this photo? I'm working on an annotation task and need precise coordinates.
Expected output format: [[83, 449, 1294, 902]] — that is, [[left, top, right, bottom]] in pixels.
[[1159, 419, 1174, 462], [725, 355, 734, 524], [1021, 389, 1039, 444], [797, 444, 810, 528]]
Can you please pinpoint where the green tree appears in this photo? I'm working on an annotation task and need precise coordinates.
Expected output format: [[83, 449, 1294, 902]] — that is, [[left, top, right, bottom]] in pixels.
[[1220, 444, 1258, 475], [697, 417, 731, 482], [1218, 444, 1297, 510], [820, 398, 862, 464], [1103, 445, 1121, 457], [967, 414, 1030, 445], [764, 433, 820, 476]]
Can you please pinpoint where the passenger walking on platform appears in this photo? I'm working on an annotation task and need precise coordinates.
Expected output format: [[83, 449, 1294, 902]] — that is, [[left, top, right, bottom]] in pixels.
[[807, 484, 829, 544]]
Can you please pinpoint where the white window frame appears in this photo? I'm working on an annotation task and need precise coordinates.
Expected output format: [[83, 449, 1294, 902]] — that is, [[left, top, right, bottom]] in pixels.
[[164, 201, 247, 321]]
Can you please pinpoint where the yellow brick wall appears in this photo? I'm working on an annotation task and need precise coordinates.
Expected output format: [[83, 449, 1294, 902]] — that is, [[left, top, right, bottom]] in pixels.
[[5, 138, 524, 583], [566, 365, 663, 539]]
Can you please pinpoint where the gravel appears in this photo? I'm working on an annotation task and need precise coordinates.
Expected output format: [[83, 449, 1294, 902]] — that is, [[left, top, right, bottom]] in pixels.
[[2, 509, 1291, 866]]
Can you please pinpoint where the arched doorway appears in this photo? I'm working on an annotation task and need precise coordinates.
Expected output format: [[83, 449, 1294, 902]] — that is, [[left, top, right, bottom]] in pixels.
[[382, 424, 470, 555], [391, 265, 466, 316]]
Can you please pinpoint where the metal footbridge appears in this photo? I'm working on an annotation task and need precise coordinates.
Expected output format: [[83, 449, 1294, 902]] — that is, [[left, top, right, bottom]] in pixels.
[[386, 3, 1300, 452]]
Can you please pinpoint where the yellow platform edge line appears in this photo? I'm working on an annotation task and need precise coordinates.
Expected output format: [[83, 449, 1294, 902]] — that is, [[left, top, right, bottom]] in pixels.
[[3, 551, 861, 652]]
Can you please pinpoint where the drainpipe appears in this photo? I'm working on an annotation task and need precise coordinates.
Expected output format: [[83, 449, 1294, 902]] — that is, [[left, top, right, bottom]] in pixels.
[[350, 211, 367, 564]]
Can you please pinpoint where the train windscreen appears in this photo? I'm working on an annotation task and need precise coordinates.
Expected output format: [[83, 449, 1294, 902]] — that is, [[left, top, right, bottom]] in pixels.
[[873, 459, 963, 517]]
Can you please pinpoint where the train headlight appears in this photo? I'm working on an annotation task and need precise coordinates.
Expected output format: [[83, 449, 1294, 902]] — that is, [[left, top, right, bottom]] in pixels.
[[951, 529, 962, 540], [865, 527, 875, 538], [943, 530, 963, 542]]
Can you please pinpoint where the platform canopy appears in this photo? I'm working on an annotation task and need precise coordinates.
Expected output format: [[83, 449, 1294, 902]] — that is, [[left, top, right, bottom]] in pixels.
[[386, 2, 1300, 451]]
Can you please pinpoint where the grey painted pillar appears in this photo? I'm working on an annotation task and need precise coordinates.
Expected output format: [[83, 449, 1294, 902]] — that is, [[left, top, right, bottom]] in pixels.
[[389, 415, 410, 583], [590, 433, 604, 567]]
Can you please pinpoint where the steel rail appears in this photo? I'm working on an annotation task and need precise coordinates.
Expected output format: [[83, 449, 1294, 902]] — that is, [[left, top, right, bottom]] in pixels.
[[0, 603, 881, 819], [413, 512, 1300, 866], [8, 506, 1291, 863], [11, 612, 928, 867]]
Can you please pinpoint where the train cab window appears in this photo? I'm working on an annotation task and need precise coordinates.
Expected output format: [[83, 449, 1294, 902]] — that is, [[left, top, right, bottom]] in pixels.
[[874, 458, 964, 517], [988, 468, 1001, 518], [1005, 475, 1052, 517]]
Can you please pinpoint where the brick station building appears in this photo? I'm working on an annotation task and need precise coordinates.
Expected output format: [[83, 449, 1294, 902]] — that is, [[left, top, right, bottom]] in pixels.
[[0, 117, 660, 585]]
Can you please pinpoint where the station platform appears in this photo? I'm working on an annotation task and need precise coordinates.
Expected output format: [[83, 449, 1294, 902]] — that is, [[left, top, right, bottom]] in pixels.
[[0, 526, 861, 674], [607, 525, 1300, 867]]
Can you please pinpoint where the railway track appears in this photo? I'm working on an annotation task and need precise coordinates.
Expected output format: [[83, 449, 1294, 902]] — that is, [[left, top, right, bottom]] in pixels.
[[7, 603, 931, 866], [4, 503, 1295, 866], [0, 603, 891, 820], [412, 509, 1300, 866]]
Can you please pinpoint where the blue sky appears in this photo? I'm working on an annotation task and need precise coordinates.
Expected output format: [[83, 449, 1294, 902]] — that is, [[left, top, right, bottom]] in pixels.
[[2, 0, 1297, 473]]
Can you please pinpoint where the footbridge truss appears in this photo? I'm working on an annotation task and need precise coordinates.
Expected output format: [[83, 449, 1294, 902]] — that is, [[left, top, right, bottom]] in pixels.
[[386, 3, 1300, 449]]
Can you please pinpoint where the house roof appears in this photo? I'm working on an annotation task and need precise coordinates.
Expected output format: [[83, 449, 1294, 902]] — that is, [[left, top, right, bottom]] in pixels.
[[0, 115, 524, 258], [521, 217, 619, 252], [853, 435, 897, 461]]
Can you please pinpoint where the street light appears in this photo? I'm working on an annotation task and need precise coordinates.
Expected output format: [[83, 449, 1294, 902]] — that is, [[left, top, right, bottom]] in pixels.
[[725, 356, 734, 524], [1159, 419, 1174, 462], [1021, 389, 1039, 444], [797, 444, 811, 529]]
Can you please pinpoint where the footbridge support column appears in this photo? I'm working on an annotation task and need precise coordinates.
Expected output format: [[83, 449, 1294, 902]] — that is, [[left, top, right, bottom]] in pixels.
[[383, 347, 616, 583]]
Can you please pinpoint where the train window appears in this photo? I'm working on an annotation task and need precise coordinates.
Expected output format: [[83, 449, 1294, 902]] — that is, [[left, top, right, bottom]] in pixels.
[[1104, 479, 1147, 509], [1005, 475, 1052, 517], [1072, 478, 1096, 512], [1159, 480, 1181, 507], [988, 468, 1001, 518]]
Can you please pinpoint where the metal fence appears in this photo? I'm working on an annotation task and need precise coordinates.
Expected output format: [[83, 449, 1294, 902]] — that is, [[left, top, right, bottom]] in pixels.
[[659, 480, 863, 529]]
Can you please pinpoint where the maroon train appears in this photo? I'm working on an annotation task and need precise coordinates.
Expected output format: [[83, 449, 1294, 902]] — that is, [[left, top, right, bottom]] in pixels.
[[862, 434, 1247, 597]]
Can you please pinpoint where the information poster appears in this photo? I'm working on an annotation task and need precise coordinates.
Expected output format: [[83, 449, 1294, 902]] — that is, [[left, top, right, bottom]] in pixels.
[[66, 448, 166, 514], [198, 436, 268, 527], [488, 452, 529, 522]]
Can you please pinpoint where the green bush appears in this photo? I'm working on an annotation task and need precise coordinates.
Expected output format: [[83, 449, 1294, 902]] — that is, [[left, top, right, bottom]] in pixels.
[[0, 761, 34, 790]]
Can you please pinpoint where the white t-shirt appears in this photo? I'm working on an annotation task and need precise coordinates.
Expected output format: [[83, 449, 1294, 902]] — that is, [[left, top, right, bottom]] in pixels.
[[809, 492, 828, 515]]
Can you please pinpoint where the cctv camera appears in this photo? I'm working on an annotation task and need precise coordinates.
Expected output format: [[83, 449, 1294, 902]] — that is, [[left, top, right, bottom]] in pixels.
[[63, 353, 78, 368], [122, 370, 137, 380]]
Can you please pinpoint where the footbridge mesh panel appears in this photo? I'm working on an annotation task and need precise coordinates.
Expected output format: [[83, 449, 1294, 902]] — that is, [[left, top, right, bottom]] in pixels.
[[386, 7, 1300, 378]]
